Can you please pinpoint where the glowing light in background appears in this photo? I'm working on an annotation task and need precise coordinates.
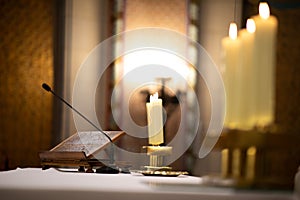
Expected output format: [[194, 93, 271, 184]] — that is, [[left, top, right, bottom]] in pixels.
[[115, 49, 196, 90], [246, 19, 256, 33], [229, 23, 238, 40], [259, 2, 270, 20]]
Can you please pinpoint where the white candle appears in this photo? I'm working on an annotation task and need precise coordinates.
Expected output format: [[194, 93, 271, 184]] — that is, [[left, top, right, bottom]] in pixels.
[[251, 2, 278, 127], [146, 92, 164, 145], [222, 23, 242, 129], [238, 19, 256, 130]]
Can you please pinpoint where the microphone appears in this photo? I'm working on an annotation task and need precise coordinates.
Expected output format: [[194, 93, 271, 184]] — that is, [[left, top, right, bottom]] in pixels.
[[42, 83, 119, 173]]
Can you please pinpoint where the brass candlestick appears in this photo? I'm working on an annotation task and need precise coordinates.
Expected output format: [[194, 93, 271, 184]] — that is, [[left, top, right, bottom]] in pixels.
[[145, 146, 172, 169], [135, 145, 187, 176], [213, 128, 300, 189]]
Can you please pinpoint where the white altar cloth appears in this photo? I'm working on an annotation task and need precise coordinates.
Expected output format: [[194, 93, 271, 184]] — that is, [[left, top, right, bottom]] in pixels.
[[0, 168, 295, 200]]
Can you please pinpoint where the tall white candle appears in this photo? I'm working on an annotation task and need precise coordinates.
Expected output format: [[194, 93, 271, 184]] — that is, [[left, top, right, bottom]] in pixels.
[[222, 23, 242, 129], [146, 92, 164, 145], [238, 19, 256, 130], [251, 2, 278, 127]]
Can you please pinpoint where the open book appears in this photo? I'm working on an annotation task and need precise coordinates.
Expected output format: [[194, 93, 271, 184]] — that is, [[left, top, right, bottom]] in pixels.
[[39, 131, 124, 171]]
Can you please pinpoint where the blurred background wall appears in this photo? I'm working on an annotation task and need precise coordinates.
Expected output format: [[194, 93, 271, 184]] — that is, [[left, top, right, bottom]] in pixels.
[[0, 0, 299, 180], [0, 0, 54, 169]]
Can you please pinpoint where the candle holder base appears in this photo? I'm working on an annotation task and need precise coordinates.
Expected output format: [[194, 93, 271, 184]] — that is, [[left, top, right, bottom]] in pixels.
[[143, 146, 172, 167], [136, 169, 188, 177], [142, 165, 172, 171], [132, 146, 188, 177]]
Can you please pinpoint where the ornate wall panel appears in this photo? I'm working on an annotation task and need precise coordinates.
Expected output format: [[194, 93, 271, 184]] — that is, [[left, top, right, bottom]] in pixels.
[[0, 0, 54, 169]]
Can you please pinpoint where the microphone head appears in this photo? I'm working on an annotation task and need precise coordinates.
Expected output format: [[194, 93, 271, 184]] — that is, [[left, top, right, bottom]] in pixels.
[[42, 83, 51, 92]]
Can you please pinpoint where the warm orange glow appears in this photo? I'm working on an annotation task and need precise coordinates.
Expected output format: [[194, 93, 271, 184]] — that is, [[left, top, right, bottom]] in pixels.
[[246, 19, 256, 33], [259, 2, 270, 19], [229, 23, 237, 40]]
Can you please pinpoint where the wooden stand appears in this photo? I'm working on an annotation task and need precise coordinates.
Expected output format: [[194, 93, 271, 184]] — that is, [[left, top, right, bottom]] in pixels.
[[213, 129, 300, 189], [39, 131, 124, 172]]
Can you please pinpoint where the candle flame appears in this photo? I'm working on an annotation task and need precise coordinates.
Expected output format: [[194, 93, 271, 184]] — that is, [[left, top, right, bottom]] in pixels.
[[150, 92, 159, 102], [246, 19, 256, 33], [259, 2, 270, 19], [229, 23, 237, 40]]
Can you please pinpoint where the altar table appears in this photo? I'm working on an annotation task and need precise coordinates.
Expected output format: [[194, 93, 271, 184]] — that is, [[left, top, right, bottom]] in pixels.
[[0, 168, 296, 200]]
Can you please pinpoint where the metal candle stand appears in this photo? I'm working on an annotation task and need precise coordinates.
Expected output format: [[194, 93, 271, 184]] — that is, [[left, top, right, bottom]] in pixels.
[[139, 146, 188, 176], [144, 146, 173, 171]]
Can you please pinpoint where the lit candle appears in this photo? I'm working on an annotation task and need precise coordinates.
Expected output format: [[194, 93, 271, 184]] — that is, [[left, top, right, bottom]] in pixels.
[[146, 92, 164, 145], [238, 19, 256, 130], [251, 2, 278, 127], [222, 23, 241, 129]]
